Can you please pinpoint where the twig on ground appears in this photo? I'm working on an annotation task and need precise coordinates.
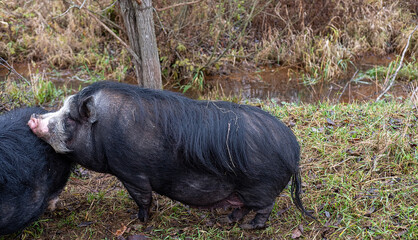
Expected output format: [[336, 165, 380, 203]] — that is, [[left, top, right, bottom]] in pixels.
[[376, 24, 418, 101]]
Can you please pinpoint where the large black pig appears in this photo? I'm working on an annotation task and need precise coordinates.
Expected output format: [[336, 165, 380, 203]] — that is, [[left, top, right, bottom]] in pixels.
[[28, 81, 313, 229], [0, 107, 72, 235]]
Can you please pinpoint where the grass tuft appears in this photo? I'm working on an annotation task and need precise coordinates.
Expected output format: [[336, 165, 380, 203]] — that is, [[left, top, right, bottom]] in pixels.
[[2, 100, 416, 239]]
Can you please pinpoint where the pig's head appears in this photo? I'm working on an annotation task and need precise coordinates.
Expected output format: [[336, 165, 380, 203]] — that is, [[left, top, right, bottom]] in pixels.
[[28, 94, 98, 154]]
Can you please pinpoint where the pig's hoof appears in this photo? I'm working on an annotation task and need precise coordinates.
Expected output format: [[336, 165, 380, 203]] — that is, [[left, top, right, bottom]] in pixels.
[[239, 222, 266, 230], [137, 209, 149, 222]]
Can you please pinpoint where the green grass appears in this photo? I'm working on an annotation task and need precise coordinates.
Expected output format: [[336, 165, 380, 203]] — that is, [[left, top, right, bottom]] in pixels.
[[0, 73, 72, 110], [1, 99, 416, 239], [264, 100, 417, 239], [354, 57, 418, 83]]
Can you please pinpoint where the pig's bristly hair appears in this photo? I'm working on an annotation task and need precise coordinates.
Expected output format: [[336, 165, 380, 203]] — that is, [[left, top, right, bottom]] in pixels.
[[0, 107, 73, 235], [76, 81, 301, 178], [0, 108, 50, 186], [76, 81, 315, 219]]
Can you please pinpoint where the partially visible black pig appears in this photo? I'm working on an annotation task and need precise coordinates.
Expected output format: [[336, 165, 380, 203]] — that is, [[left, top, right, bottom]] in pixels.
[[28, 81, 313, 229], [0, 107, 72, 236]]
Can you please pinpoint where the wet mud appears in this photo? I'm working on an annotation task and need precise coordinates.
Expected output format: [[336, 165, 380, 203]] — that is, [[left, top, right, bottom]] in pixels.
[[0, 55, 414, 104]]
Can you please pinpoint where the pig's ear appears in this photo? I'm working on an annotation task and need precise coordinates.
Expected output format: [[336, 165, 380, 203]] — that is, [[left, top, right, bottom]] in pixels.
[[79, 96, 97, 124]]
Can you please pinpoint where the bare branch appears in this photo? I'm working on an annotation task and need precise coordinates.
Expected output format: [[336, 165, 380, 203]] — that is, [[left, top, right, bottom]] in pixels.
[[53, 0, 87, 19], [0, 57, 30, 84], [376, 24, 418, 101], [156, 0, 201, 12], [100, 0, 118, 13], [84, 9, 141, 64], [53, 0, 140, 64]]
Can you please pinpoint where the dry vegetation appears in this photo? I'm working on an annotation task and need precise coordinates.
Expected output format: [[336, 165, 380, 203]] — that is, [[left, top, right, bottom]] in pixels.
[[0, 0, 130, 81], [0, 0, 417, 87], [155, 0, 418, 86]]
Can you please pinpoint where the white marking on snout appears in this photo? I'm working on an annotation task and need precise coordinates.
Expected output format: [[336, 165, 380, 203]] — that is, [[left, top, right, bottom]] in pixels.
[[40, 95, 75, 122], [37, 95, 75, 153]]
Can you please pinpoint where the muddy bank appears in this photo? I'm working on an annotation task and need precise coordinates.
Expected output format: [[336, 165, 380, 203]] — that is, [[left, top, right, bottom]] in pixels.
[[204, 68, 410, 104], [0, 55, 414, 105], [204, 55, 411, 103]]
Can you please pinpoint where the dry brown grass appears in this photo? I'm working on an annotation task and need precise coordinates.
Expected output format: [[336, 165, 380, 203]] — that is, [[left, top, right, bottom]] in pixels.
[[0, 0, 417, 86], [0, 0, 129, 80], [154, 0, 417, 86]]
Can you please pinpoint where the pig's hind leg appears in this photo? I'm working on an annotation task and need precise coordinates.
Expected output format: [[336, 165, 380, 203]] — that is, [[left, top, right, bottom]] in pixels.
[[121, 181, 152, 222], [228, 207, 250, 222], [239, 202, 274, 230], [235, 186, 277, 229]]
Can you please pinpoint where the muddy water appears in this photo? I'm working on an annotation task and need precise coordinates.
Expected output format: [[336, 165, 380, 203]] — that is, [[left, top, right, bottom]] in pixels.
[[0, 56, 413, 104], [0, 63, 90, 90], [205, 55, 411, 103]]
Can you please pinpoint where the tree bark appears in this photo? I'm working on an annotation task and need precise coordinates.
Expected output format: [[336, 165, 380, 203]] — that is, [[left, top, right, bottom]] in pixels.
[[119, 0, 162, 89]]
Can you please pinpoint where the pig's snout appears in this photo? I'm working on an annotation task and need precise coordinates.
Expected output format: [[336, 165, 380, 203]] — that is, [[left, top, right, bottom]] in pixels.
[[28, 114, 49, 138], [27, 114, 39, 129]]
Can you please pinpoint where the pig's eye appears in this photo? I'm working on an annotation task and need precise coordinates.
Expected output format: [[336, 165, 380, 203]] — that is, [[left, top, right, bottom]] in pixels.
[[67, 113, 78, 122], [65, 117, 76, 130]]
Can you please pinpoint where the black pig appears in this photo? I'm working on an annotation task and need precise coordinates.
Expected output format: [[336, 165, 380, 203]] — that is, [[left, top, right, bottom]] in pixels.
[[28, 81, 312, 229], [0, 107, 72, 235]]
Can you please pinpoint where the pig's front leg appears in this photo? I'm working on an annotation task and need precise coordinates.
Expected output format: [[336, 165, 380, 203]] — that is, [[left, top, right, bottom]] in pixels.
[[121, 180, 152, 222]]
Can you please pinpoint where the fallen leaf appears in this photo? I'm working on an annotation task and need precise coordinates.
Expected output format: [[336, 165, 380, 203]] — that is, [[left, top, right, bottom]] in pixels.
[[298, 224, 304, 233], [326, 118, 336, 126], [291, 228, 302, 239], [114, 225, 127, 237]]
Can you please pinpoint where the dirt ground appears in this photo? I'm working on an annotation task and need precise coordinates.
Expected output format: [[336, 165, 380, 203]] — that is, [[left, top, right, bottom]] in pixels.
[[3, 167, 318, 240]]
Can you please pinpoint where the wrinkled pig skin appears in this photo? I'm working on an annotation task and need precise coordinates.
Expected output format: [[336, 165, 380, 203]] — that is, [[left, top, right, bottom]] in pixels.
[[29, 81, 312, 229], [0, 107, 72, 236]]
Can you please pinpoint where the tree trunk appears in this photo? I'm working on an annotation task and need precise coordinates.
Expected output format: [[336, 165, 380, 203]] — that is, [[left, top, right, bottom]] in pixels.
[[119, 0, 162, 89]]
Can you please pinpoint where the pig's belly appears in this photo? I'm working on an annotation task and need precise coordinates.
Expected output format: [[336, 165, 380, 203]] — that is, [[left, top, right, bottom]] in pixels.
[[157, 174, 242, 208]]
